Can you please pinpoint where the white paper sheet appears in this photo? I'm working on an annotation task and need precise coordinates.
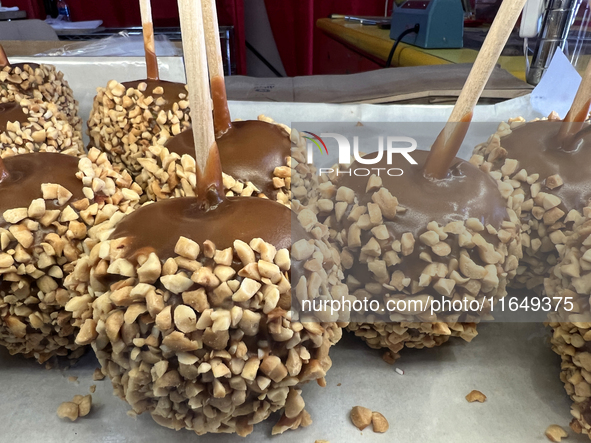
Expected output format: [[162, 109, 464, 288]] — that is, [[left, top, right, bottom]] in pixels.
[[530, 47, 582, 119], [0, 58, 577, 443]]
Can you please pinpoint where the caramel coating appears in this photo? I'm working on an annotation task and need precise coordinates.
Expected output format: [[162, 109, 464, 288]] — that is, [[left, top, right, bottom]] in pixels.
[[0, 102, 27, 132], [166, 120, 291, 199], [120, 80, 188, 114], [0, 153, 83, 213], [110, 196, 300, 263], [0, 100, 84, 159], [500, 121, 591, 212]]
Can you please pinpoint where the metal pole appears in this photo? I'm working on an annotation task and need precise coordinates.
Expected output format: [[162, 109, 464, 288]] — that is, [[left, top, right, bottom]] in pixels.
[[526, 0, 582, 85]]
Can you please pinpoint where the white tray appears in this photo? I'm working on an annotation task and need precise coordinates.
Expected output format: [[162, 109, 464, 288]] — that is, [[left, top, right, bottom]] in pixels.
[[0, 58, 575, 443]]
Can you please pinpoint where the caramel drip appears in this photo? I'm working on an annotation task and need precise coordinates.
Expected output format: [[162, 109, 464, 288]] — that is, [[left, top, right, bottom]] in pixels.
[[0, 45, 7, 67], [423, 112, 473, 180], [196, 140, 225, 210], [142, 24, 159, 80], [0, 102, 28, 133], [336, 150, 507, 283], [0, 153, 84, 212], [121, 79, 187, 113], [500, 121, 591, 212], [110, 196, 302, 265], [211, 75, 232, 137], [166, 120, 290, 198], [559, 99, 591, 144]]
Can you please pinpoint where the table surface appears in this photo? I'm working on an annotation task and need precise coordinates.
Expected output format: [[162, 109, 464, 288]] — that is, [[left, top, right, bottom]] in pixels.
[[0, 10, 27, 21], [0, 322, 584, 442], [317, 18, 528, 81]]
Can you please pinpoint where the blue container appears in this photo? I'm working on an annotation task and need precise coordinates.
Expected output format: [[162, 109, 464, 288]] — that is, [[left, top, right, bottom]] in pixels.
[[390, 0, 464, 49]]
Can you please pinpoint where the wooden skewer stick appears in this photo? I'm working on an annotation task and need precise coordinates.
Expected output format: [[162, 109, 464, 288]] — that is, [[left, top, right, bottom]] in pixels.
[[201, 0, 224, 81], [423, 0, 528, 179], [558, 56, 591, 140], [139, 0, 159, 80], [201, 0, 232, 137], [0, 45, 10, 178], [0, 45, 9, 68], [178, 0, 224, 205]]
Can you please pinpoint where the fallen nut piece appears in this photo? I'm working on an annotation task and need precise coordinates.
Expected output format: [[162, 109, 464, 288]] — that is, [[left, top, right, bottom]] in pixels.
[[93, 368, 105, 381], [350, 406, 373, 431], [315, 440, 330, 443], [74, 394, 92, 417], [56, 401, 79, 421], [545, 424, 568, 442], [371, 411, 389, 433], [465, 390, 486, 403], [68, 376, 78, 383]]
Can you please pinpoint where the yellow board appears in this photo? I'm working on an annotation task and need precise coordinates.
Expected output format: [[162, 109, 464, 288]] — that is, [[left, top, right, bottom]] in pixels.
[[317, 18, 528, 81]]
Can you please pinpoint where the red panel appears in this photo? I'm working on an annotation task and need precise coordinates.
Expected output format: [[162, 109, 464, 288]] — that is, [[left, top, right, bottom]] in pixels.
[[265, 0, 387, 77], [314, 30, 383, 75]]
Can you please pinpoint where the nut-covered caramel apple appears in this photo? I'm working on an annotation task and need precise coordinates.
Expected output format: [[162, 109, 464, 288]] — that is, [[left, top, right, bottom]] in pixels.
[[87, 79, 191, 176], [311, 150, 521, 361], [471, 56, 591, 292], [0, 150, 141, 363], [77, 193, 346, 435], [0, 47, 82, 137], [471, 117, 591, 291], [71, 6, 348, 434], [546, 205, 591, 438], [302, 0, 527, 360]]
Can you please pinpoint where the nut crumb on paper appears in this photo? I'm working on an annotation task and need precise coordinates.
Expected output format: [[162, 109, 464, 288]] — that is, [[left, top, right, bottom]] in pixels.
[[545, 425, 568, 442], [371, 412, 389, 433], [465, 390, 486, 403], [350, 406, 372, 431], [56, 395, 92, 422]]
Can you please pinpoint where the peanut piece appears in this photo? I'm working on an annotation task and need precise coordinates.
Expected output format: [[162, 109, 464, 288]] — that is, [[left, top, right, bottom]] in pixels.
[[350, 406, 372, 430], [465, 390, 486, 403], [545, 425, 568, 442], [371, 411, 389, 433]]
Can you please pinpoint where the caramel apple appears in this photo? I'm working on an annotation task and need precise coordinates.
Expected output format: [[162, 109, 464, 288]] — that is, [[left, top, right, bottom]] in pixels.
[[0, 47, 82, 137], [546, 205, 591, 438], [471, 117, 591, 291], [311, 150, 520, 360], [0, 150, 141, 363], [302, 0, 526, 361], [72, 2, 347, 434]]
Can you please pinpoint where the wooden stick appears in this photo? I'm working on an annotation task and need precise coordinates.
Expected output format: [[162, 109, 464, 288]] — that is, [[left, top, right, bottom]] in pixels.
[[559, 56, 591, 140], [201, 0, 232, 137], [201, 0, 224, 80], [0, 45, 8, 68], [423, 0, 528, 179], [178, 0, 224, 204], [139, 0, 159, 80]]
